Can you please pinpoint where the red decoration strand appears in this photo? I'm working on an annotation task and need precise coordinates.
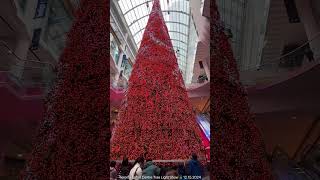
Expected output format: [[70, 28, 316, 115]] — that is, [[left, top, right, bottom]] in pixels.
[[110, 0, 205, 161]]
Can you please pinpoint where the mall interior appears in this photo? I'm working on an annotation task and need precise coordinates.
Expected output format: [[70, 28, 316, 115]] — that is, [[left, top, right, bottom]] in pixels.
[[0, 0, 320, 179]]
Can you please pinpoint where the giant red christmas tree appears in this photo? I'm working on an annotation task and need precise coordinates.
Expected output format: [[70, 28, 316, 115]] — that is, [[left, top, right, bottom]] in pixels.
[[211, 0, 273, 179], [21, 0, 109, 179], [110, 0, 205, 160]]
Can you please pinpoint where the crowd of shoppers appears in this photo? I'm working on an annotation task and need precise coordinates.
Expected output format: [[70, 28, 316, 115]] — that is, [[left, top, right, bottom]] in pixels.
[[110, 153, 209, 180]]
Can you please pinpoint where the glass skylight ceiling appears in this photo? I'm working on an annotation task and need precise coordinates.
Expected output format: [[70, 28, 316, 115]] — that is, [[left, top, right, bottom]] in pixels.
[[117, 0, 190, 74]]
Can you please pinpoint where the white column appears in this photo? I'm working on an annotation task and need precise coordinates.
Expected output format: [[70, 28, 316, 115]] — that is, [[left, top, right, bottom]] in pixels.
[[295, 0, 320, 60]]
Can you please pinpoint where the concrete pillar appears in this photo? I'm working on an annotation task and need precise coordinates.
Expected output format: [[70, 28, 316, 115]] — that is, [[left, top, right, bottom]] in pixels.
[[295, 0, 320, 60]]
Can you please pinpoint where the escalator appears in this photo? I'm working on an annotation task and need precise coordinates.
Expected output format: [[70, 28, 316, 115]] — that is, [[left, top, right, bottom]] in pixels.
[[196, 114, 210, 161], [272, 146, 320, 180]]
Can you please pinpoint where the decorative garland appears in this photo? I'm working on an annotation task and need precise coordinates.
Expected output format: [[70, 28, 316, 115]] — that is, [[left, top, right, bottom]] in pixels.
[[210, 0, 274, 179], [21, 0, 110, 179], [110, 0, 205, 161]]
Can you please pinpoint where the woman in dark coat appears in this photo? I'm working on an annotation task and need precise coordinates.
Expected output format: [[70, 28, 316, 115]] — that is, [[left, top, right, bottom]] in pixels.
[[118, 157, 131, 179]]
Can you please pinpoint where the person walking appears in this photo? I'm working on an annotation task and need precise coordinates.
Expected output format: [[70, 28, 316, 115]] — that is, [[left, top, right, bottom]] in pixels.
[[118, 157, 131, 180], [110, 161, 118, 180], [186, 153, 203, 178], [178, 161, 187, 180], [129, 156, 144, 180], [142, 159, 160, 179]]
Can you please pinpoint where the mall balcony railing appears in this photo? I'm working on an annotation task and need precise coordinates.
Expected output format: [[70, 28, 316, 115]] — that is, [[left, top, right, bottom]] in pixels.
[[0, 41, 56, 94], [240, 32, 320, 87]]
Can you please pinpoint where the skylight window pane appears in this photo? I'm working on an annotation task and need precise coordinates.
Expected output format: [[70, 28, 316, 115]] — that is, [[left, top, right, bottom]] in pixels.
[[134, 36, 140, 44], [143, 16, 148, 25], [177, 13, 182, 24], [171, 23, 175, 32], [131, 0, 138, 7], [135, 6, 144, 19], [163, 13, 169, 21], [183, 44, 188, 50], [117, 0, 191, 54], [133, 10, 140, 21], [140, 17, 148, 29], [161, 0, 165, 10], [140, 29, 145, 37], [183, 23, 189, 36], [118, 1, 126, 13], [128, 1, 137, 12], [135, 21, 142, 33], [118, 0, 127, 13], [134, 0, 141, 6], [141, 6, 148, 16], [138, 32, 143, 42], [183, 14, 189, 24], [170, 1, 175, 11], [186, 2, 189, 11], [125, 12, 135, 25], [179, 1, 183, 11], [131, 23, 139, 35], [130, 23, 136, 34], [182, 35, 187, 42], [173, 41, 177, 47], [169, 12, 176, 21], [165, 0, 170, 10], [178, 23, 183, 31], [170, 23, 175, 31], [167, 24, 172, 31], [142, 16, 149, 25], [126, 1, 133, 13], [177, 1, 181, 11]]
